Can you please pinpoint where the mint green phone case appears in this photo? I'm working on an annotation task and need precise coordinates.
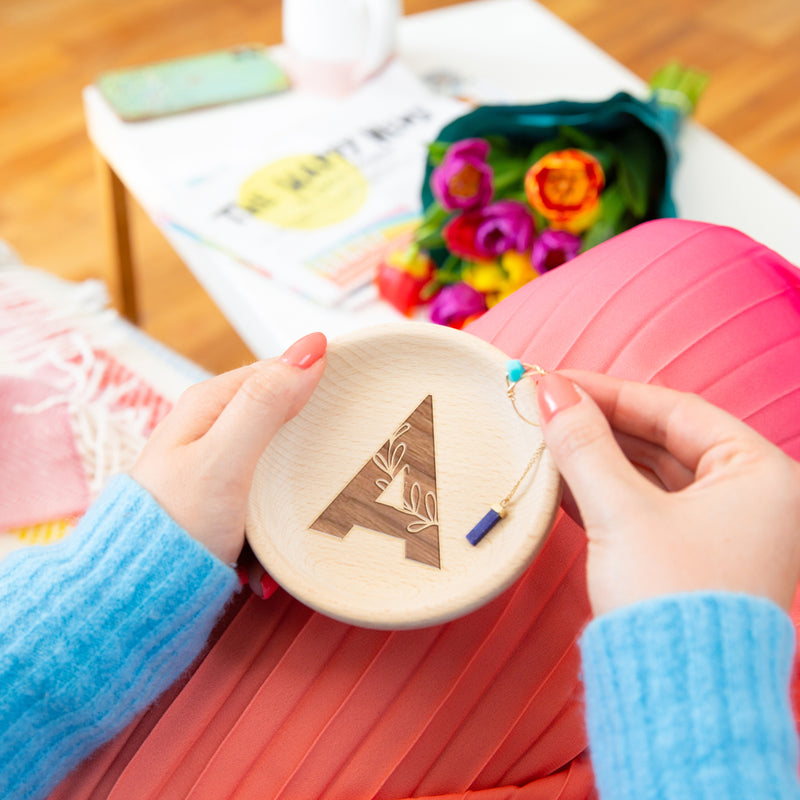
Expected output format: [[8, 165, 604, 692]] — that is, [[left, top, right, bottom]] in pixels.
[[96, 45, 290, 121]]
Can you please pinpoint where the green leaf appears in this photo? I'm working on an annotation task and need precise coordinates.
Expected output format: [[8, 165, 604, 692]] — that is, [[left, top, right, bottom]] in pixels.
[[420, 202, 448, 227], [649, 62, 684, 92], [610, 128, 656, 219], [598, 184, 628, 229], [415, 229, 446, 250], [493, 164, 528, 195], [433, 254, 465, 286], [500, 188, 529, 204], [428, 141, 449, 166], [649, 61, 709, 111], [419, 280, 441, 301], [616, 155, 648, 218], [414, 206, 448, 249], [487, 149, 523, 167], [580, 221, 617, 252], [582, 184, 638, 251], [587, 144, 617, 177], [525, 130, 613, 178], [559, 125, 601, 151], [530, 207, 548, 231], [485, 135, 513, 156], [526, 136, 569, 166]]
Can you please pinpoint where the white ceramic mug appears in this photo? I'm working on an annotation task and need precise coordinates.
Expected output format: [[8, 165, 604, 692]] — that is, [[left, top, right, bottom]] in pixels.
[[282, 0, 400, 95]]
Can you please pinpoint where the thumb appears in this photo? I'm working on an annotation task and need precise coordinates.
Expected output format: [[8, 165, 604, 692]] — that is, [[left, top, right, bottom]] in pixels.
[[207, 336, 327, 473], [537, 373, 645, 528]]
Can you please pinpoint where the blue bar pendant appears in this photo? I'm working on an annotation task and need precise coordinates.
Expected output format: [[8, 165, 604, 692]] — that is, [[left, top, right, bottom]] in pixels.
[[466, 505, 507, 546]]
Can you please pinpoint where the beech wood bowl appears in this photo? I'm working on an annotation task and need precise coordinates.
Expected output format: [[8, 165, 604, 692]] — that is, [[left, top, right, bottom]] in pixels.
[[247, 322, 561, 629]]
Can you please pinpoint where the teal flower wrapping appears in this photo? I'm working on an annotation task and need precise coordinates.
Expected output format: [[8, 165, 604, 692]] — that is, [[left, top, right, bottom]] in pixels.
[[422, 90, 688, 257]]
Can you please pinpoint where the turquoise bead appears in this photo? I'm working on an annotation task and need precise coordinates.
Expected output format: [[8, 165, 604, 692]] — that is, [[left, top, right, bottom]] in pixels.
[[506, 359, 525, 383]]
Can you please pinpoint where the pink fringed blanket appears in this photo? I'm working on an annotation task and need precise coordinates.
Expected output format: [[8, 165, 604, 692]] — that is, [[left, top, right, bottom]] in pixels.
[[0, 258, 206, 556]]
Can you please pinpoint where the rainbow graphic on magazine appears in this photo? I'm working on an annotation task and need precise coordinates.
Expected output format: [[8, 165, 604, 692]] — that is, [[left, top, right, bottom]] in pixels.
[[303, 209, 420, 289]]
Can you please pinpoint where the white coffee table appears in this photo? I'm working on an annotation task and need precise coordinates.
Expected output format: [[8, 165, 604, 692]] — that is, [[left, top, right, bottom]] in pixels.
[[84, 0, 800, 358]]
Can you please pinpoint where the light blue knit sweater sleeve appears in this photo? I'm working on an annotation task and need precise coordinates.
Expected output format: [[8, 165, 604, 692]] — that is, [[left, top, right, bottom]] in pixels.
[[580, 592, 800, 800], [0, 473, 239, 800]]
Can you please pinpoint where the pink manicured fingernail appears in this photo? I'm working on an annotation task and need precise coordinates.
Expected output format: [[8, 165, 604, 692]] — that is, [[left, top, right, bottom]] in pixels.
[[260, 573, 279, 600], [280, 332, 327, 369], [537, 373, 581, 424]]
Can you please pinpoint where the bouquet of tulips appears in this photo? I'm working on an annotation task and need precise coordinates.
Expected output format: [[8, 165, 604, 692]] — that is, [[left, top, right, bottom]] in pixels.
[[377, 64, 707, 327]]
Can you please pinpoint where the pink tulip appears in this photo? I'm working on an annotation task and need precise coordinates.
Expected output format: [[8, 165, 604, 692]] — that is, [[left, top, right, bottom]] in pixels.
[[531, 228, 582, 273], [429, 282, 488, 328], [431, 138, 494, 212], [444, 200, 535, 261]]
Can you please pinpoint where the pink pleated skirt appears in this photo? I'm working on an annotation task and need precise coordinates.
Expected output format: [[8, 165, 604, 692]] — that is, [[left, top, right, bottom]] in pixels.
[[51, 219, 800, 799]]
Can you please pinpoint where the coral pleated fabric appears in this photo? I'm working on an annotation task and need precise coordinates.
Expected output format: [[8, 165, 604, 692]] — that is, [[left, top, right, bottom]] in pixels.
[[50, 219, 800, 800]]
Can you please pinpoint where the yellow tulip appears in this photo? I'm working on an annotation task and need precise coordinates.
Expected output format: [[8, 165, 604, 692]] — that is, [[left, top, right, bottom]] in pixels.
[[386, 246, 435, 280], [462, 260, 507, 294]]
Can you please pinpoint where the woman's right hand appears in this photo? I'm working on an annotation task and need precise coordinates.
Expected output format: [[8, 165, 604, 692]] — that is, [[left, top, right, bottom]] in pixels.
[[536, 370, 800, 617], [130, 332, 327, 569]]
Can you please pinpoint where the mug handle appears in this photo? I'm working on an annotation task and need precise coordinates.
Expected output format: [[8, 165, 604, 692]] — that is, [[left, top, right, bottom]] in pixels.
[[353, 0, 399, 83]]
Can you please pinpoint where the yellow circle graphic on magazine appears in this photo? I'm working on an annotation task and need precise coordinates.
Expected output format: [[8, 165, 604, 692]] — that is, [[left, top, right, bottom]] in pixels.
[[237, 152, 368, 229]]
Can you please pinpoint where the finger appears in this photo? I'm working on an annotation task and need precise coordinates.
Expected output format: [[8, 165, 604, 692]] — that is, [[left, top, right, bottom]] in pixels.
[[559, 370, 757, 473], [613, 431, 695, 491], [558, 482, 583, 527], [152, 365, 260, 447], [205, 346, 326, 476], [162, 332, 328, 447], [555, 429, 691, 526], [537, 373, 652, 528]]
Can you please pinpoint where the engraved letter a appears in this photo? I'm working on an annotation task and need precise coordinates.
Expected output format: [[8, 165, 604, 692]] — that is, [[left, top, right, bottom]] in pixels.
[[309, 395, 440, 569]]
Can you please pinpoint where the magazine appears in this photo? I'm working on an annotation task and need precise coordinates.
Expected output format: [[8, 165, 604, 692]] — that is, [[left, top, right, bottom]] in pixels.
[[163, 62, 465, 306]]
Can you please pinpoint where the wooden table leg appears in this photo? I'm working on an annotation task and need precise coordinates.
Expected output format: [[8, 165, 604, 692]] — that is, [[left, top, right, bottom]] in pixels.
[[94, 148, 139, 323]]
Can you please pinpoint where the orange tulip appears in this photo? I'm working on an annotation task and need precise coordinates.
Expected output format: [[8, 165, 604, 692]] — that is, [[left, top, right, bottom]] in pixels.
[[525, 148, 605, 227]]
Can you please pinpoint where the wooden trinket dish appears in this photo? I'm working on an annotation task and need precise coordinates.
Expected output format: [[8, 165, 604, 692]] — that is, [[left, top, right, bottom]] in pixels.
[[247, 322, 561, 629]]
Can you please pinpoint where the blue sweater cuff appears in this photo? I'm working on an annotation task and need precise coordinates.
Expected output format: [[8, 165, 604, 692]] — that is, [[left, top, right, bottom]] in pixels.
[[0, 473, 238, 800], [580, 592, 800, 800]]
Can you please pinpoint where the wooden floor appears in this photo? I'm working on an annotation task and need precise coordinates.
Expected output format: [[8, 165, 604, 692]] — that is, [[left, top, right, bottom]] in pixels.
[[2, 0, 799, 375]]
